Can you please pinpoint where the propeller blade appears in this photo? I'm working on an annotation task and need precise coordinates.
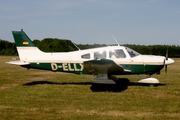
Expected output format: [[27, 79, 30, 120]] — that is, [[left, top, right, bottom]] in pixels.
[[164, 48, 168, 74], [166, 49, 168, 60], [165, 65, 167, 74]]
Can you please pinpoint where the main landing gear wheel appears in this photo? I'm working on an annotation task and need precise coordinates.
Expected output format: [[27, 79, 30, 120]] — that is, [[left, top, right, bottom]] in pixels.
[[90, 76, 129, 92], [91, 76, 116, 84]]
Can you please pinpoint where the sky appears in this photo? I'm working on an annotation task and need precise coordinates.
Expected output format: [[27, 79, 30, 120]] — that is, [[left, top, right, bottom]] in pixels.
[[1, 0, 180, 45]]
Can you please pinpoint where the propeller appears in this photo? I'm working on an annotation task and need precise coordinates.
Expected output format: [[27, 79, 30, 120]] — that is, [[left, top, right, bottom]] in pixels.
[[164, 49, 168, 74]]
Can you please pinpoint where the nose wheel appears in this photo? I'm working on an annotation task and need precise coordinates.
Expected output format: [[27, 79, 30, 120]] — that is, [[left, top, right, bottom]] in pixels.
[[137, 75, 160, 85]]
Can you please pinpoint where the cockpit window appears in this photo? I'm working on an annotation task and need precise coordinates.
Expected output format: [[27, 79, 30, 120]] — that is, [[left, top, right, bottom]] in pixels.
[[81, 53, 90, 59], [126, 47, 140, 57], [94, 51, 106, 59], [109, 49, 126, 58]]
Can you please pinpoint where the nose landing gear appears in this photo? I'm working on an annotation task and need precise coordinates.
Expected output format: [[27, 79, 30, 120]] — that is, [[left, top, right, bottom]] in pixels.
[[137, 75, 160, 86]]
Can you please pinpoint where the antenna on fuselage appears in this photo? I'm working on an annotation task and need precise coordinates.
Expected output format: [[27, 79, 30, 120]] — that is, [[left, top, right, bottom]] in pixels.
[[72, 42, 81, 51], [112, 35, 120, 46]]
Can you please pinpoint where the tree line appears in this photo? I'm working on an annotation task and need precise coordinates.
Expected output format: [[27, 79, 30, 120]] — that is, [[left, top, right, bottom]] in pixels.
[[1, 38, 180, 57]]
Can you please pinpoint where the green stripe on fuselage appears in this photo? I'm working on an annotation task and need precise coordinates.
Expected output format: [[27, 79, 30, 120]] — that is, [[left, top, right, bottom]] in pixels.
[[121, 64, 164, 74], [28, 62, 164, 75], [30, 62, 87, 74]]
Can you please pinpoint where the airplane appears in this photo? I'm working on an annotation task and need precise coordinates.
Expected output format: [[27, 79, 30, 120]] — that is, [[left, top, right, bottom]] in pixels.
[[7, 29, 174, 85]]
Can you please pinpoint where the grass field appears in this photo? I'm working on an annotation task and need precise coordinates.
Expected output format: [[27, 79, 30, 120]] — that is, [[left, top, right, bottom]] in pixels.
[[0, 56, 180, 120]]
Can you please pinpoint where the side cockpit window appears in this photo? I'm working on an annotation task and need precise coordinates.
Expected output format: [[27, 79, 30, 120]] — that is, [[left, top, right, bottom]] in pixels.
[[110, 49, 126, 58], [94, 51, 106, 59], [81, 53, 90, 59]]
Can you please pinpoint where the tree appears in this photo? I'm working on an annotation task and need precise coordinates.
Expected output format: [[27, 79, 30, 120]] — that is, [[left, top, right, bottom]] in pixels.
[[1, 38, 180, 57]]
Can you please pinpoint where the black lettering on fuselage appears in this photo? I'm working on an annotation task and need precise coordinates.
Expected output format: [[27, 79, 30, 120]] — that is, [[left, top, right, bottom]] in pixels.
[[51, 63, 83, 72]]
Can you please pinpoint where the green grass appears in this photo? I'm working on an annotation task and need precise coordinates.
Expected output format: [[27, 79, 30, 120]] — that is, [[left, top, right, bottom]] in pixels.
[[0, 56, 180, 120]]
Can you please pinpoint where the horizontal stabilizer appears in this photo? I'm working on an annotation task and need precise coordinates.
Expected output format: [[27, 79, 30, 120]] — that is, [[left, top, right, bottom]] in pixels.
[[6, 61, 30, 66]]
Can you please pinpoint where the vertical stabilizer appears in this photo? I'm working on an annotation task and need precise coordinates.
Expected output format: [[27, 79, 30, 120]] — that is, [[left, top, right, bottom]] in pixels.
[[12, 29, 44, 60], [12, 29, 35, 47]]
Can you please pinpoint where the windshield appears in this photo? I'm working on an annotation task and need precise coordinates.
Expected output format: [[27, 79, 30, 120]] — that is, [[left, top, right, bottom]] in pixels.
[[125, 47, 140, 57], [109, 49, 126, 58]]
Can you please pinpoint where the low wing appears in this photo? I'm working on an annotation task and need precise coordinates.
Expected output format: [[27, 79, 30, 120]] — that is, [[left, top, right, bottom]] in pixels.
[[6, 61, 30, 66], [83, 59, 131, 76]]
